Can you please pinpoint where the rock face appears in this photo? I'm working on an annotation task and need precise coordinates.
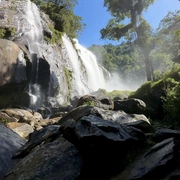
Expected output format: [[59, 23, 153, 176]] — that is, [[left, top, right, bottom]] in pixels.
[[58, 105, 151, 130], [60, 115, 146, 179], [1, 105, 180, 180], [0, 123, 26, 180], [0, 39, 27, 86], [0, 0, 109, 110], [0, 39, 30, 108], [114, 98, 146, 114], [114, 138, 179, 180], [5, 136, 82, 180]]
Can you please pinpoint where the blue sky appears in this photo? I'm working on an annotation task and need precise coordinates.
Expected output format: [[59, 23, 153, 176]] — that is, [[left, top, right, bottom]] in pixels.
[[74, 0, 180, 47]]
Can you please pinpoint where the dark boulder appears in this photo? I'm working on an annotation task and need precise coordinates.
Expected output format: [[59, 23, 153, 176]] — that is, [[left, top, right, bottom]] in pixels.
[[113, 138, 179, 180], [13, 125, 60, 158], [58, 105, 151, 133], [77, 94, 113, 110], [60, 115, 146, 179], [58, 105, 98, 125], [0, 123, 26, 180], [153, 128, 180, 143], [99, 97, 114, 109], [114, 98, 146, 114], [5, 136, 82, 180]]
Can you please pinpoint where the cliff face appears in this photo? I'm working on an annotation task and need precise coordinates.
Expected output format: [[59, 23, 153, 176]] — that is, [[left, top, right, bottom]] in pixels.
[[0, 0, 108, 109]]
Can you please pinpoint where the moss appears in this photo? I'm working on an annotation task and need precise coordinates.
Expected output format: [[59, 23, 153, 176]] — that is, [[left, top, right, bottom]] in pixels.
[[93, 88, 132, 100], [0, 28, 6, 38], [0, 83, 30, 109], [0, 91, 30, 109], [0, 118, 10, 125], [63, 67, 72, 90], [129, 64, 180, 120], [82, 101, 95, 106], [44, 26, 63, 44], [0, 27, 16, 38]]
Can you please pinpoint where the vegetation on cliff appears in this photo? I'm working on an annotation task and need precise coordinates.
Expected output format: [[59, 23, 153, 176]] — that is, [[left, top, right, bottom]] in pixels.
[[31, 0, 86, 38]]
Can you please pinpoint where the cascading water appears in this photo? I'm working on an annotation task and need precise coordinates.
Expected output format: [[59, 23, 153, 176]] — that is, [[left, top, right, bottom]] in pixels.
[[62, 37, 110, 94], [18, 0, 44, 110], [74, 40, 108, 91], [13, 0, 110, 111]]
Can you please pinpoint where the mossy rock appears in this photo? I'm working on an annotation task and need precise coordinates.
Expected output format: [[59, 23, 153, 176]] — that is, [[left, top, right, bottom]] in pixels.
[[0, 83, 30, 109], [92, 88, 132, 100], [129, 65, 180, 119]]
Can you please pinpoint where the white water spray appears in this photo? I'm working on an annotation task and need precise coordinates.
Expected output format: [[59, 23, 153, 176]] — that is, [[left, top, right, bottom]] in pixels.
[[14, 0, 110, 110], [74, 40, 107, 91], [19, 0, 44, 110], [62, 37, 108, 94]]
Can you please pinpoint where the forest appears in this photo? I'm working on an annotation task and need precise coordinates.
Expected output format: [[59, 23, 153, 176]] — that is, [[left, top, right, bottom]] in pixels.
[[30, 0, 180, 125], [1, 1, 180, 179]]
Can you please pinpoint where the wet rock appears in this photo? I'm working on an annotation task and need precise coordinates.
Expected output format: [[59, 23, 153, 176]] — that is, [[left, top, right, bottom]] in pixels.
[[153, 128, 180, 143], [161, 166, 180, 180], [7, 122, 34, 138], [13, 125, 60, 158], [58, 105, 97, 125], [58, 105, 151, 130], [99, 97, 114, 109], [5, 136, 82, 180], [0, 39, 27, 86], [0, 123, 26, 180], [61, 115, 146, 179], [113, 138, 179, 180], [114, 98, 146, 114], [0, 108, 43, 127], [77, 94, 101, 107]]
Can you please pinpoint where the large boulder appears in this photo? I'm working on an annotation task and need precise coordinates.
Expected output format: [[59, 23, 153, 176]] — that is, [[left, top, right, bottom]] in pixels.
[[5, 136, 82, 180], [153, 128, 180, 143], [0, 39, 27, 86], [60, 115, 146, 179], [77, 95, 114, 110], [58, 105, 151, 132], [13, 125, 60, 158], [0, 123, 26, 180], [7, 122, 34, 138], [0, 108, 43, 126], [114, 98, 146, 114], [113, 138, 179, 180], [0, 39, 30, 108]]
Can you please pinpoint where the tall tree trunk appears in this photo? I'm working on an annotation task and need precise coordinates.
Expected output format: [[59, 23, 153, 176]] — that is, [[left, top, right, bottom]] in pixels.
[[144, 56, 153, 81]]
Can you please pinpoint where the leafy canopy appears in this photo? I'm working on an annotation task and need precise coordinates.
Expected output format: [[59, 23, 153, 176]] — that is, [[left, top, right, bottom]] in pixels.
[[31, 0, 86, 38]]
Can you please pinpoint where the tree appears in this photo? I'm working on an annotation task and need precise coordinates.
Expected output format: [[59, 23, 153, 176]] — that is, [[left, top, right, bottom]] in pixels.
[[157, 10, 180, 63], [100, 0, 155, 81], [31, 0, 86, 38]]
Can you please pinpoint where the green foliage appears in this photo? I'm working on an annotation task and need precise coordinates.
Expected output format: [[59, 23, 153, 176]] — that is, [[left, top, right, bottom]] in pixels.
[[31, 0, 86, 38], [93, 89, 132, 100], [0, 118, 10, 125], [157, 10, 180, 58], [82, 101, 95, 106], [89, 42, 146, 85], [0, 28, 6, 38], [163, 82, 180, 126], [129, 65, 180, 124], [63, 67, 72, 90], [44, 26, 63, 44], [89, 45, 117, 72], [0, 27, 16, 38], [101, 0, 156, 81]]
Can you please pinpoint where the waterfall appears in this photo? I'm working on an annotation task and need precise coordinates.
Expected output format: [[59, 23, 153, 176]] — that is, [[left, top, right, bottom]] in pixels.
[[13, 0, 109, 111], [62, 36, 89, 95], [62, 37, 109, 94], [74, 40, 107, 91], [20, 0, 44, 110]]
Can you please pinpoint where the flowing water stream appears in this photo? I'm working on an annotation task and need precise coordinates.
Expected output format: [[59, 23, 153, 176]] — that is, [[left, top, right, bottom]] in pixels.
[[17, 0, 109, 111]]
